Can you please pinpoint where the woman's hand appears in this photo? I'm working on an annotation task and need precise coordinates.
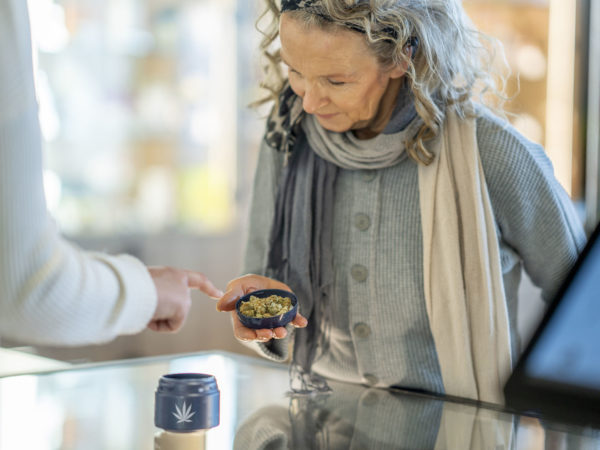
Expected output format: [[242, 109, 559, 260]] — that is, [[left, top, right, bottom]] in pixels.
[[216, 274, 308, 342], [148, 266, 224, 333]]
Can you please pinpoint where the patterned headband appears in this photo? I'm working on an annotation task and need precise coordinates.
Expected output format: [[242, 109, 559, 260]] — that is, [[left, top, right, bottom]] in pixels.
[[279, 0, 419, 53], [280, 0, 320, 12]]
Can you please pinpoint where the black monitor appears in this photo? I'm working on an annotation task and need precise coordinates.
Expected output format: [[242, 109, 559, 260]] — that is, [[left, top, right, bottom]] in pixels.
[[504, 222, 600, 427]]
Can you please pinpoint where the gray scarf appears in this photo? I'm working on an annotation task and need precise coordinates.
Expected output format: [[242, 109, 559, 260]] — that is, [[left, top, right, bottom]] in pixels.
[[265, 81, 418, 393]]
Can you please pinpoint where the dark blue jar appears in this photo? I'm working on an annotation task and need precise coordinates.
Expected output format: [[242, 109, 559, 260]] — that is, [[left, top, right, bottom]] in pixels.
[[154, 373, 220, 432]]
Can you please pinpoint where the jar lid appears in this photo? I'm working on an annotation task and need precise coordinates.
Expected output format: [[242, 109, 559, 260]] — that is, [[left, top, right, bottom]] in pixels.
[[154, 373, 220, 431]]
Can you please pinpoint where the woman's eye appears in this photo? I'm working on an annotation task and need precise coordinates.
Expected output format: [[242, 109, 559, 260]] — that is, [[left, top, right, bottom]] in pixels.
[[289, 68, 302, 77], [327, 79, 345, 86]]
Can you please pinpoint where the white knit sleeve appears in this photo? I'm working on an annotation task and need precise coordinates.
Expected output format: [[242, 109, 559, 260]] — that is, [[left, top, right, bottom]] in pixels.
[[0, 0, 157, 345]]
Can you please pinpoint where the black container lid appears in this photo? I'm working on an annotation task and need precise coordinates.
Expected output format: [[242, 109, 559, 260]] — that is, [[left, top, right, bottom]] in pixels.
[[155, 373, 220, 432]]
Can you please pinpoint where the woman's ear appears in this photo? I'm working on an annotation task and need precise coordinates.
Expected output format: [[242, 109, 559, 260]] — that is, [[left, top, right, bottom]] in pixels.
[[389, 37, 418, 79], [388, 36, 418, 79], [389, 63, 407, 79]]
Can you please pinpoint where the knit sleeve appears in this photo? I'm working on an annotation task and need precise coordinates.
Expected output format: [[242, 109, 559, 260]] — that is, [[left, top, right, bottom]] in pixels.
[[476, 112, 587, 302], [242, 138, 285, 275], [0, 0, 157, 345], [241, 138, 291, 361]]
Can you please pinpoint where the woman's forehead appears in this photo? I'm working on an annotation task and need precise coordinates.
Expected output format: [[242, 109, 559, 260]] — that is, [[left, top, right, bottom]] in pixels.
[[280, 12, 359, 40], [280, 14, 376, 71]]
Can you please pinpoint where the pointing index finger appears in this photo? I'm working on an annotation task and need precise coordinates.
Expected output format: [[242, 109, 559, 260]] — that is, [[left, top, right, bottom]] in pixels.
[[185, 271, 224, 299]]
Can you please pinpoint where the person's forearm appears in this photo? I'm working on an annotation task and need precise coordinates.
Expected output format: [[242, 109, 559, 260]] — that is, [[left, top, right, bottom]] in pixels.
[[0, 0, 38, 122], [0, 0, 158, 345], [0, 108, 157, 345]]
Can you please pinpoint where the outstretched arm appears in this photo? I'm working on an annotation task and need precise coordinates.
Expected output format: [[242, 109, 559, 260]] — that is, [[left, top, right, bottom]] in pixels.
[[0, 0, 222, 345]]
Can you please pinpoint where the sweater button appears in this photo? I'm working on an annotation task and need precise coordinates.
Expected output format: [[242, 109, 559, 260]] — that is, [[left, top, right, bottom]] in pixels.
[[361, 170, 376, 182], [353, 322, 371, 338], [354, 213, 371, 231], [363, 373, 379, 386], [351, 265, 368, 282]]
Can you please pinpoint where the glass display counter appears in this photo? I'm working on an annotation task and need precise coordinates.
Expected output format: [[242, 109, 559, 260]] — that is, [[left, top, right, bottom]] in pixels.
[[0, 351, 598, 449]]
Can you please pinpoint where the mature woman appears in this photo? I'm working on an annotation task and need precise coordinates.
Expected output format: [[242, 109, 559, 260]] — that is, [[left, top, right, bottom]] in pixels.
[[217, 0, 586, 403]]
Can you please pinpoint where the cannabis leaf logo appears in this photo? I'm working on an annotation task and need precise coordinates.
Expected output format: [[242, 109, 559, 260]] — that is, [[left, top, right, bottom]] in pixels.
[[172, 401, 196, 424]]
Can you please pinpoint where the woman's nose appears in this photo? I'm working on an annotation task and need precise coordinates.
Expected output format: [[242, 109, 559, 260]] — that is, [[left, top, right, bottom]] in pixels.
[[301, 83, 327, 114]]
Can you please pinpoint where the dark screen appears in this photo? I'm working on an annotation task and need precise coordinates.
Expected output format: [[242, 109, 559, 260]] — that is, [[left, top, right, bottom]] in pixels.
[[524, 235, 600, 390]]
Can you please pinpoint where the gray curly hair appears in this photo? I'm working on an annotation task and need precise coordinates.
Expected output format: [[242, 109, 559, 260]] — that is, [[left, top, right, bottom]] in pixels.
[[255, 0, 509, 164]]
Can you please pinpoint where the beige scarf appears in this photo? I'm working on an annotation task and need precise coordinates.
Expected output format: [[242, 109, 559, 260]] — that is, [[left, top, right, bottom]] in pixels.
[[418, 109, 512, 404]]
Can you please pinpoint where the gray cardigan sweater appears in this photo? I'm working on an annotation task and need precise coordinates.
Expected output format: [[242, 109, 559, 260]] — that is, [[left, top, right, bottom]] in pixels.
[[243, 109, 586, 395]]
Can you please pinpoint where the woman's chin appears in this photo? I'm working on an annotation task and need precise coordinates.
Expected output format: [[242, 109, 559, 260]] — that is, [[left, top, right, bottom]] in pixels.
[[314, 116, 350, 133]]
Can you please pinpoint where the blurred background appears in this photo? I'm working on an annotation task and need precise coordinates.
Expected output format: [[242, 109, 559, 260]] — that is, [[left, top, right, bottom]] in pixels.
[[3, 0, 599, 364]]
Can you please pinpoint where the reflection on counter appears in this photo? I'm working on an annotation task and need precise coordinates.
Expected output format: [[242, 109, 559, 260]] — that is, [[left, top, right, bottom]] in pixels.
[[235, 379, 600, 450], [235, 381, 443, 449], [0, 348, 69, 377], [235, 380, 514, 450], [0, 351, 599, 449]]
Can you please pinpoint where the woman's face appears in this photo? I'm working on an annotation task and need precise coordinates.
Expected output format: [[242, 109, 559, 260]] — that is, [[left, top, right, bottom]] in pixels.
[[279, 13, 406, 134]]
